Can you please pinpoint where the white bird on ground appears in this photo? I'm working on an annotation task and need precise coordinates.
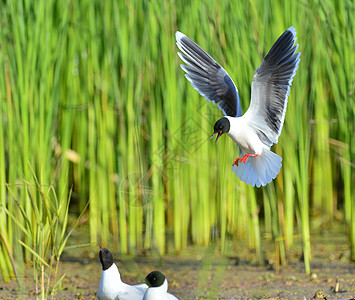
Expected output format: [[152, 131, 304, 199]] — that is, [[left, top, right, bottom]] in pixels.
[[143, 271, 179, 300], [176, 27, 301, 187], [96, 244, 148, 300]]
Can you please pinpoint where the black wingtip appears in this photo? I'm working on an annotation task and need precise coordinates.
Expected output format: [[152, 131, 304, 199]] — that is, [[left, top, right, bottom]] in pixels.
[[264, 27, 300, 66]]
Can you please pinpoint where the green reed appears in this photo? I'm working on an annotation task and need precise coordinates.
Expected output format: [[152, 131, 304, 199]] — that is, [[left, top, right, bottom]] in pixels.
[[0, 0, 354, 282]]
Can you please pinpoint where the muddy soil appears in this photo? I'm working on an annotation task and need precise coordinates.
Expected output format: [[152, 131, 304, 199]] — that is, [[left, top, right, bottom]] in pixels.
[[1, 231, 354, 299]]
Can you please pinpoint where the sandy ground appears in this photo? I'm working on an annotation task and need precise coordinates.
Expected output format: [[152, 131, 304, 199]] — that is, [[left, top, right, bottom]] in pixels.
[[1, 232, 354, 299]]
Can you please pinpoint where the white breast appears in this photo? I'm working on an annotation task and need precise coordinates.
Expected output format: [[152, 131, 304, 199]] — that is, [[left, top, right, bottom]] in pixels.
[[96, 264, 121, 300], [225, 116, 268, 155], [143, 288, 165, 300], [96, 264, 147, 300]]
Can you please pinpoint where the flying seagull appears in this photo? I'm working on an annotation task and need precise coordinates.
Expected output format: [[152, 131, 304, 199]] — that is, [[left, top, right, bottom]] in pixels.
[[143, 271, 179, 300], [176, 27, 301, 187], [96, 244, 148, 300]]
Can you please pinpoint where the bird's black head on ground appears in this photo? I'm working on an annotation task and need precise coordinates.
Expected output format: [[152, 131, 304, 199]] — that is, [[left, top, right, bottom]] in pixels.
[[210, 117, 230, 144], [145, 271, 166, 287], [99, 244, 114, 271]]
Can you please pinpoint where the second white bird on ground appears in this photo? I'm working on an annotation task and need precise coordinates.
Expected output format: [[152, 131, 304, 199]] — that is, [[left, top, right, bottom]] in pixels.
[[143, 271, 179, 300]]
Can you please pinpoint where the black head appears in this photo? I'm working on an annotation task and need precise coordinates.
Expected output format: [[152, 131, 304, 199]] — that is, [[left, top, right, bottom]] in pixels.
[[145, 271, 166, 287], [210, 117, 230, 144], [99, 244, 114, 271]]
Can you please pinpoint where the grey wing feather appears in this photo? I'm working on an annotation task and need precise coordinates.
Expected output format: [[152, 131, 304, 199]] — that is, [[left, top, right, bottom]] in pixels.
[[135, 284, 148, 293], [176, 32, 242, 117], [244, 26, 301, 147]]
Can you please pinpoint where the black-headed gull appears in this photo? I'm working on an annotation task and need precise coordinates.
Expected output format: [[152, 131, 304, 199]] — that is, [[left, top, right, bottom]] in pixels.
[[96, 245, 148, 300], [176, 27, 300, 187], [143, 271, 179, 300]]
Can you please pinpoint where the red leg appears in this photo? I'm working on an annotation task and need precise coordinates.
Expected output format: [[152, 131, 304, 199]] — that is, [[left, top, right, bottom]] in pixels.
[[233, 157, 242, 166], [232, 154, 258, 166]]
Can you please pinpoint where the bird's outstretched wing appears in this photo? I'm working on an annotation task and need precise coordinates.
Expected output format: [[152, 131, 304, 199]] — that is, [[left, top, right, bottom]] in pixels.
[[244, 27, 301, 147], [176, 32, 242, 117]]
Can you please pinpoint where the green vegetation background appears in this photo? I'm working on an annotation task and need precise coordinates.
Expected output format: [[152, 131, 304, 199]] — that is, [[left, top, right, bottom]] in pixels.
[[0, 0, 354, 283]]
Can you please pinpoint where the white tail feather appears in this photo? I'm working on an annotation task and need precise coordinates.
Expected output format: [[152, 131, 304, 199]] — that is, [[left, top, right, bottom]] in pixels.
[[231, 149, 282, 187]]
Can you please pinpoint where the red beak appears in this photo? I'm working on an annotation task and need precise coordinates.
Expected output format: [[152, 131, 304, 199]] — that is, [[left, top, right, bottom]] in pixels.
[[210, 131, 223, 144], [98, 243, 103, 250]]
